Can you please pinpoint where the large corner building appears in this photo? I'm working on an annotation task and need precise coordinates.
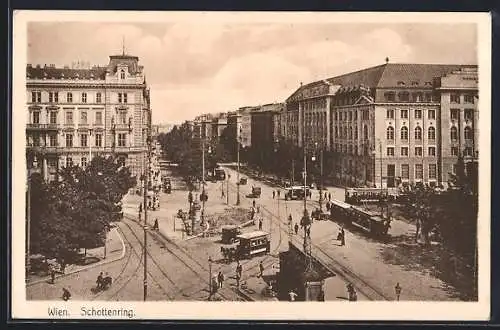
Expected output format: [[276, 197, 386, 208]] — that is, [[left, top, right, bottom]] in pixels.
[[26, 53, 152, 182], [283, 62, 478, 188]]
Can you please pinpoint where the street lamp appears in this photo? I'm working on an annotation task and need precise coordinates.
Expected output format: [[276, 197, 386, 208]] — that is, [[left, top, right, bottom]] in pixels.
[[236, 127, 241, 205], [208, 256, 213, 300], [142, 127, 151, 301], [26, 156, 38, 279], [226, 174, 230, 205], [313, 142, 324, 212]]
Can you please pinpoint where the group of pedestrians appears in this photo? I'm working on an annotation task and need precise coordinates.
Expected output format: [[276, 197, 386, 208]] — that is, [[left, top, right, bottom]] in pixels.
[[272, 190, 281, 199]]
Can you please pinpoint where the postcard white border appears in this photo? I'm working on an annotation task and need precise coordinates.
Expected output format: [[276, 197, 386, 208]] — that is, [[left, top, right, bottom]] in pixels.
[[11, 10, 491, 321]]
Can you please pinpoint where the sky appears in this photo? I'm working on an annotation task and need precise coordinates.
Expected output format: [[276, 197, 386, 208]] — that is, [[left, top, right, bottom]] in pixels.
[[27, 20, 477, 124]]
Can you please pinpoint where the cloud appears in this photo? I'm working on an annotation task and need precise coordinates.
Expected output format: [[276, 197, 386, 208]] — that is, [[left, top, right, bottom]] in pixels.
[[27, 22, 477, 125]]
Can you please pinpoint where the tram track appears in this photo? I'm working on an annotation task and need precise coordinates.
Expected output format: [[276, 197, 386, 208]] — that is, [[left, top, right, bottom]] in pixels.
[[122, 214, 250, 301], [224, 172, 389, 301], [90, 231, 138, 301]]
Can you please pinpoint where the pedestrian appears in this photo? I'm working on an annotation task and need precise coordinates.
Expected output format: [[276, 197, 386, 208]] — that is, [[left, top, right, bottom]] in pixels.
[[236, 261, 242, 278], [221, 189, 225, 199], [96, 271, 104, 290], [395, 282, 402, 301], [252, 200, 256, 208], [250, 207, 255, 220], [259, 261, 264, 278], [50, 266, 56, 284], [153, 218, 159, 231], [294, 223, 299, 235], [217, 271, 225, 288], [288, 289, 298, 302], [277, 190, 281, 198], [60, 259, 66, 274], [328, 192, 331, 201], [306, 227, 311, 237], [273, 191, 275, 199], [340, 227, 346, 246], [139, 203, 143, 213], [415, 219, 421, 243], [62, 287, 71, 301], [347, 283, 357, 301], [259, 218, 263, 231], [235, 272, 241, 288]]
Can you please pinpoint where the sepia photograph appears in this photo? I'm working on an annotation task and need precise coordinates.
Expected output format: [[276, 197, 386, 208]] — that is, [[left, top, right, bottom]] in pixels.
[[11, 10, 491, 320]]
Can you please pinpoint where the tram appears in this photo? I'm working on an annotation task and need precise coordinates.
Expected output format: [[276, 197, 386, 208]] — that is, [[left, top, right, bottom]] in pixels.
[[329, 199, 391, 237], [220, 230, 270, 261], [344, 187, 400, 204]]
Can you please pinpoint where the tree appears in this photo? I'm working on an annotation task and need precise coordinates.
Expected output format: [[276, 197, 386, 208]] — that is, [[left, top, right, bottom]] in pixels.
[[29, 155, 135, 262]]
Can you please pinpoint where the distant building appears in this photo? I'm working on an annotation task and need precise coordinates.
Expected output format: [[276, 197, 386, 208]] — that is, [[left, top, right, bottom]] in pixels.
[[26, 53, 152, 182], [284, 62, 478, 188]]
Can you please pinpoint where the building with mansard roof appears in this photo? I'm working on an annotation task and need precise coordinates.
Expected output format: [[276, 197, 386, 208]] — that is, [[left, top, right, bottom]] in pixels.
[[284, 61, 478, 188], [26, 53, 152, 183]]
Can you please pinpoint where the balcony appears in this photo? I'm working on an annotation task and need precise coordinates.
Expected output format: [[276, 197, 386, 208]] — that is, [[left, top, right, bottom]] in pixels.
[[26, 123, 59, 131], [26, 145, 59, 154]]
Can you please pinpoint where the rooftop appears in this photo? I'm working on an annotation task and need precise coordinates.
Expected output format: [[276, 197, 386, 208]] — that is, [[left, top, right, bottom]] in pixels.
[[287, 62, 478, 101]]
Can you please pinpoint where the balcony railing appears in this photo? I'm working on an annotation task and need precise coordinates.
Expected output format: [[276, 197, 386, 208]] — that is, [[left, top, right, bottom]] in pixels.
[[26, 123, 60, 130]]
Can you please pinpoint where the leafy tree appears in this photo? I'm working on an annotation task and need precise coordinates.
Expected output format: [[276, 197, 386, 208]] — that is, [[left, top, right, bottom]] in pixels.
[[29, 155, 135, 263]]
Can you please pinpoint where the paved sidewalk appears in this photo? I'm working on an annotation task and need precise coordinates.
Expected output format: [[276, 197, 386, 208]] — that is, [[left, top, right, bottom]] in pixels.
[[290, 220, 457, 301], [27, 227, 126, 286]]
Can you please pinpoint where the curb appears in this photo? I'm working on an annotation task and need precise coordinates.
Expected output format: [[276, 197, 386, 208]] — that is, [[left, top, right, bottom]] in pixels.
[[26, 228, 127, 287]]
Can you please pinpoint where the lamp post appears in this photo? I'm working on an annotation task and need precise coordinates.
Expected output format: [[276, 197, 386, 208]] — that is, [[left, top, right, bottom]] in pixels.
[[142, 128, 151, 301], [236, 127, 241, 205], [314, 142, 324, 212], [26, 156, 38, 279], [226, 174, 230, 205], [208, 256, 213, 300]]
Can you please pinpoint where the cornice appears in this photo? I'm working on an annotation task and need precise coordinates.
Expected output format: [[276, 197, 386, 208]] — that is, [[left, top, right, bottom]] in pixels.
[[26, 82, 147, 89]]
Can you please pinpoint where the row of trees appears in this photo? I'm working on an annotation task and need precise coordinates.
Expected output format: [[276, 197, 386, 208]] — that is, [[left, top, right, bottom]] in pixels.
[[29, 155, 136, 263], [157, 124, 234, 184], [401, 157, 478, 254]]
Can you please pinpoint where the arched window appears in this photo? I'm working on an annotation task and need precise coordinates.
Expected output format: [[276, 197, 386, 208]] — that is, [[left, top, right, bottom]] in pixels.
[[414, 126, 422, 140], [120, 69, 125, 80], [450, 126, 458, 141], [464, 126, 473, 140], [400, 126, 408, 140], [428, 127, 436, 140], [386, 126, 395, 140], [363, 125, 368, 140]]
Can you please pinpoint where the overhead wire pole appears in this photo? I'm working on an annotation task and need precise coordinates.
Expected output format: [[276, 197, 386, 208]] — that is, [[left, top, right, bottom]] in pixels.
[[236, 126, 241, 205], [301, 105, 312, 271], [142, 118, 151, 301], [201, 137, 206, 224]]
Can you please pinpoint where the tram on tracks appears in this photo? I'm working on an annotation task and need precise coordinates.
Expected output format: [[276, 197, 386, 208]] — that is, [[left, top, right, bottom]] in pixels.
[[329, 199, 391, 237], [344, 187, 401, 204], [220, 230, 270, 262]]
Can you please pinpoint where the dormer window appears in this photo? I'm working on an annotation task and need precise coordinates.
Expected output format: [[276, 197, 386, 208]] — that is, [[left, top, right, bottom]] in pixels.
[[120, 69, 126, 80]]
